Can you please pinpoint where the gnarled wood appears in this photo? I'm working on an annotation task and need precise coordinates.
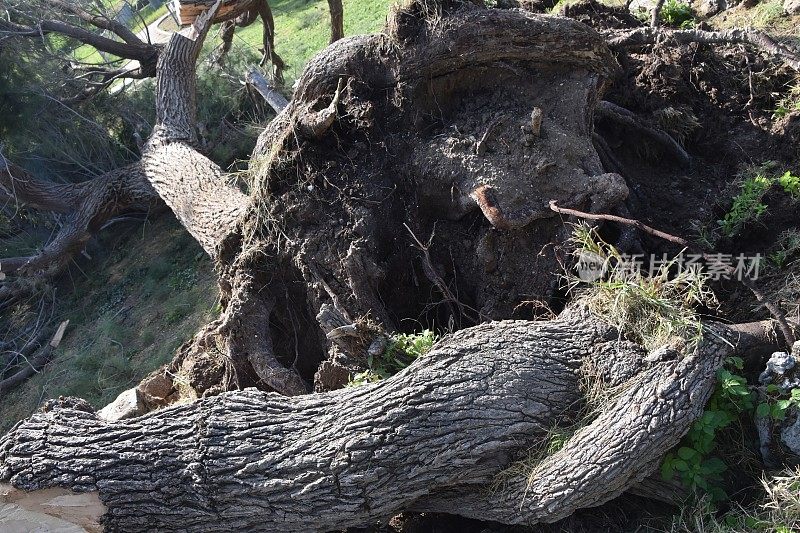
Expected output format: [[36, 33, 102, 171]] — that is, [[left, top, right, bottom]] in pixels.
[[605, 27, 800, 71], [0, 309, 768, 531]]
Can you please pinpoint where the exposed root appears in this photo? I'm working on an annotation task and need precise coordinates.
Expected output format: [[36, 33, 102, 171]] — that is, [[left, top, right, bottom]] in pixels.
[[549, 201, 797, 348], [297, 77, 345, 139], [595, 100, 691, 167], [605, 27, 800, 71]]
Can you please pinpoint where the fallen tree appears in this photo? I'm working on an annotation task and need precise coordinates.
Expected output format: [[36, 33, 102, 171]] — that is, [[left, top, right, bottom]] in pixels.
[[1, 0, 799, 529], [0, 307, 782, 531]]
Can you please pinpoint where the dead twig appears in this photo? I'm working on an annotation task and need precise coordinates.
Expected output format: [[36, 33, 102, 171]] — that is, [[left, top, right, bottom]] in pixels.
[[403, 223, 484, 323]]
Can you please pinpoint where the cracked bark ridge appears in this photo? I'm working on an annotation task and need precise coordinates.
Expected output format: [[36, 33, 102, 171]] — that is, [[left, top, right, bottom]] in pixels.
[[0, 308, 756, 531]]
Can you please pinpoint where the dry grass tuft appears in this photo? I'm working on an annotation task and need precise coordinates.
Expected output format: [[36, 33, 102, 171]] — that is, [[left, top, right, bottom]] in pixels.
[[569, 224, 717, 352]]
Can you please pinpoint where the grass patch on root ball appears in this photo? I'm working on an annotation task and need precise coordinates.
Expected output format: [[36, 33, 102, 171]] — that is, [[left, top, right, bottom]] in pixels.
[[568, 224, 717, 352]]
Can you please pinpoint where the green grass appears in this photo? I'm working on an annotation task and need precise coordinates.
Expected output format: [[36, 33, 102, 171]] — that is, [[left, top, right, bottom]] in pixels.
[[70, 0, 393, 79], [660, 0, 696, 28], [0, 216, 217, 433], [719, 166, 800, 237], [569, 224, 716, 352], [238, 0, 396, 84]]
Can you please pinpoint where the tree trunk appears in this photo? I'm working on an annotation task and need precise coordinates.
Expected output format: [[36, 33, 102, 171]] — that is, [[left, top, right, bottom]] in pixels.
[[327, 0, 344, 43], [0, 308, 765, 531]]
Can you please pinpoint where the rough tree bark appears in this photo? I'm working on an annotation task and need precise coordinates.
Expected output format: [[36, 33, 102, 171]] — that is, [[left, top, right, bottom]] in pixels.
[[327, 0, 344, 42], [2, 0, 799, 530], [0, 306, 775, 531], [0, 154, 160, 300]]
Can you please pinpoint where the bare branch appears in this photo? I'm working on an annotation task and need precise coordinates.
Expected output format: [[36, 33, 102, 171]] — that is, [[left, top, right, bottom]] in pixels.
[[245, 69, 288, 113], [0, 18, 158, 64], [43, 0, 143, 45]]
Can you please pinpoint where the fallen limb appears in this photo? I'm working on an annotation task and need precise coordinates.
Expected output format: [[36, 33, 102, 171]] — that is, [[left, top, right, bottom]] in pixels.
[[0, 161, 159, 282], [0, 321, 68, 400], [245, 69, 288, 113], [0, 307, 770, 531]]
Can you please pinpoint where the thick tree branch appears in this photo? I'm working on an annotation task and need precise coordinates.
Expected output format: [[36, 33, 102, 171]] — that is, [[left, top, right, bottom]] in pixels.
[[0, 19, 158, 64], [0, 309, 771, 531], [327, 0, 344, 43], [0, 161, 159, 279], [141, 0, 248, 257], [44, 0, 143, 45], [0, 152, 82, 213]]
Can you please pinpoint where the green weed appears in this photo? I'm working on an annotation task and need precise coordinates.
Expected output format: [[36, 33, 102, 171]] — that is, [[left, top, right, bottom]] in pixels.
[[660, 0, 695, 28], [719, 174, 771, 237], [756, 386, 800, 421], [570, 225, 716, 351], [661, 357, 753, 501], [347, 330, 436, 386], [752, 0, 786, 28], [778, 171, 800, 199], [719, 168, 799, 237], [768, 230, 800, 268]]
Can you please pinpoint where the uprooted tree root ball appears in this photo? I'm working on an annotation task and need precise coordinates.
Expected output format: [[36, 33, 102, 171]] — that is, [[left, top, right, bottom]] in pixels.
[[1, 0, 800, 530]]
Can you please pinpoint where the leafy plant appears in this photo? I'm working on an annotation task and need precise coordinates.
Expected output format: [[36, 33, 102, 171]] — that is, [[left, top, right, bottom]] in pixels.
[[720, 168, 800, 237], [661, 357, 753, 501], [719, 174, 771, 237], [756, 386, 800, 421], [660, 0, 695, 28], [778, 170, 800, 199], [773, 82, 800, 120], [347, 330, 437, 387]]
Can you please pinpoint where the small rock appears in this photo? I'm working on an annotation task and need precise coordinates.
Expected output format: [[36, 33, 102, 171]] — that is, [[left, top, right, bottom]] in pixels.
[[138, 372, 174, 405], [785, 0, 800, 15], [628, 0, 657, 19], [97, 388, 145, 422], [759, 350, 800, 390], [781, 415, 800, 455], [367, 336, 388, 358], [697, 0, 723, 17]]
